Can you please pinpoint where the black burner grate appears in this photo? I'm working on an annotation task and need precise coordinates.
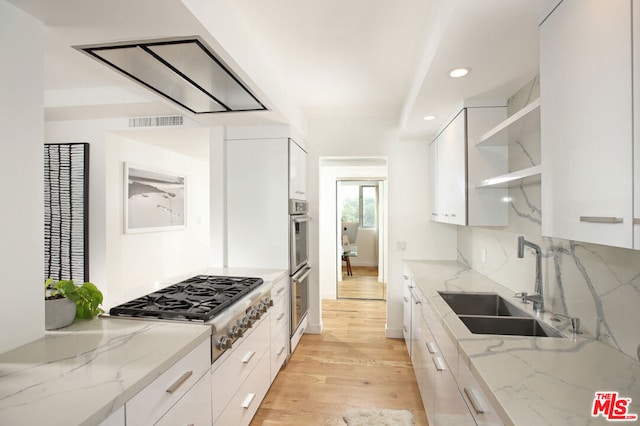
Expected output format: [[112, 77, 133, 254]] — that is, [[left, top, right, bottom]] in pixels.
[[109, 275, 264, 321]]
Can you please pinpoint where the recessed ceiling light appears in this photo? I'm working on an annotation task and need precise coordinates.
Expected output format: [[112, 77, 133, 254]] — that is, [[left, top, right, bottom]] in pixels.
[[423, 115, 436, 121], [449, 67, 470, 78]]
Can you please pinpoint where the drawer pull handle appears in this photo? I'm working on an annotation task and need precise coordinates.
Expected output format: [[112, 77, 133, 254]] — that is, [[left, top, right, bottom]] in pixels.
[[464, 387, 487, 414], [426, 341, 438, 354], [403, 275, 409, 279], [242, 393, 256, 409], [277, 287, 285, 294], [299, 327, 305, 336], [403, 325, 408, 332], [433, 356, 446, 371], [165, 370, 193, 394], [242, 351, 256, 364], [277, 313, 285, 321], [277, 346, 286, 356], [579, 216, 623, 224], [635, 218, 640, 225], [403, 297, 409, 303]]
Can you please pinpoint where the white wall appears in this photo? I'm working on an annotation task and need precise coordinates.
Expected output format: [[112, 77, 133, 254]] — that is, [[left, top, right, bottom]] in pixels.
[[45, 120, 215, 310], [386, 139, 457, 337], [104, 135, 212, 308], [0, 0, 45, 353]]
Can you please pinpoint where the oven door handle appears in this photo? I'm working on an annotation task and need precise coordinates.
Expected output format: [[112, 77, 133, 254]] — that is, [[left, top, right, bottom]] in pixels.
[[292, 216, 312, 223], [292, 266, 312, 283]]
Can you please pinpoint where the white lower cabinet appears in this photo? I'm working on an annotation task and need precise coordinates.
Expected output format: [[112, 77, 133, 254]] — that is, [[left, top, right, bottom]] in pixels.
[[404, 271, 503, 425], [212, 314, 270, 423], [126, 338, 211, 426], [214, 350, 271, 426], [99, 406, 124, 426], [402, 271, 413, 356], [155, 370, 212, 426]]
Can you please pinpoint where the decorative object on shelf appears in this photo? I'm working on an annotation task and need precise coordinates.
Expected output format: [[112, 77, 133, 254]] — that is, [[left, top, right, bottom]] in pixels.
[[45, 278, 104, 330], [124, 163, 186, 233], [44, 143, 89, 283]]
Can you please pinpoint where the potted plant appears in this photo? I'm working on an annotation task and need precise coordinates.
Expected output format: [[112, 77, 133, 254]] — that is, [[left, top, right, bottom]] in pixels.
[[45, 278, 104, 330]]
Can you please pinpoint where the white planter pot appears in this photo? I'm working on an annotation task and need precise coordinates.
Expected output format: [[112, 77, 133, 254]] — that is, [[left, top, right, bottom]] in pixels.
[[45, 297, 76, 330]]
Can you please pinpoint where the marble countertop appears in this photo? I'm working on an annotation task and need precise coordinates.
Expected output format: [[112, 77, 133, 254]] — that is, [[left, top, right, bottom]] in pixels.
[[0, 267, 288, 426], [0, 317, 211, 426], [405, 260, 640, 426]]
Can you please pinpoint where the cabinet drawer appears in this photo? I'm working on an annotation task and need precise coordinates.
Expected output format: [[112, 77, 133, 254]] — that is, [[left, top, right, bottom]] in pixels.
[[271, 327, 288, 382], [422, 297, 459, 379], [270, 292, 288, 335], [212, 315, 270, 420], [155, 369, 212, 426], [271, 277, 288, 302], [126, 338, 210, 426], [214, 350, 271, 426], [457, 361, 504, 425]]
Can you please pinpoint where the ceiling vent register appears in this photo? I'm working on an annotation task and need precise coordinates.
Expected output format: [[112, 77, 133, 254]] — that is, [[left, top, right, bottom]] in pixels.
[[129, 115, 184, 128], [76, 37, 267, 115]]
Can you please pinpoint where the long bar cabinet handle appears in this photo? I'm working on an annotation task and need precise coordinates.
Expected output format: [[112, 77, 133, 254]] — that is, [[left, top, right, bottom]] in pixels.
[[165, 370, 192, 394], [464, 387, 487, 414], [579, 216, 623, 223], [242, 393, 256, 409], [634, 218, 640, 225]]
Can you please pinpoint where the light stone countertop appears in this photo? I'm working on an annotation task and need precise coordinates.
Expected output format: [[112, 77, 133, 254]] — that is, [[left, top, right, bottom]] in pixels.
[[0, 317, 211, 426], [405, 259, 640, 426], [0, 267, 288, 426]]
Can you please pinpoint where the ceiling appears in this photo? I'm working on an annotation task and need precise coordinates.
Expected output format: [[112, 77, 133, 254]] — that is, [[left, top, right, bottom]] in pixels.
[[8, 0, 553, 144]]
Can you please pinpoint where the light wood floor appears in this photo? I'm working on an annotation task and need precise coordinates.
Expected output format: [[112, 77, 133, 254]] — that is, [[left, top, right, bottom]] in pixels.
[[338, 266, 385, 300], [251, 299, 428, 425]]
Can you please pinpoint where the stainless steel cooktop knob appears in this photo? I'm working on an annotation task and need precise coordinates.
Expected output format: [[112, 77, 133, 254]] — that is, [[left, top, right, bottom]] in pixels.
[[216, 335, 232, 350], [259, 302, 268, 313], [229, 325, 243, 338]]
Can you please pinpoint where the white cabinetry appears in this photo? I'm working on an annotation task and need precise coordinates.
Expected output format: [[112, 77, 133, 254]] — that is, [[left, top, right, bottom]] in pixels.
[[155, 371, 212, 426], [541, 0, 635, 248], [99, 406, 124, 426], [270, 275, 290, 381], [402, 270, 413, 356], [429, 107, 507, 226], [126, 338, 211, 426], [289, 139, 307, 200], [403, 269, 503, 425], [212, 314, 271, 426]]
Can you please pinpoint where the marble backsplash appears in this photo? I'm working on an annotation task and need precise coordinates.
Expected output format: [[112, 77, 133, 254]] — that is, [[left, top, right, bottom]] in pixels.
[[457, 77, 640, 360]]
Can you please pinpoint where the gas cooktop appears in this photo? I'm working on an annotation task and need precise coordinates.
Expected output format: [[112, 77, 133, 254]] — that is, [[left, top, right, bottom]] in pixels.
[[109, 275, 264, 322]]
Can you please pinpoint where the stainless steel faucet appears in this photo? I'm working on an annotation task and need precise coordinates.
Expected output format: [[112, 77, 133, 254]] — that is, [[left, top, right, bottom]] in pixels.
[[517, 236, 544, 313]]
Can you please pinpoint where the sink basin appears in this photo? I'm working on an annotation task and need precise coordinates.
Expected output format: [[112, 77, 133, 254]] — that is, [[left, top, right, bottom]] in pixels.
[[438, 291, 529, 317], [458, 315, 564, 338], [437, 291, 564, 338]]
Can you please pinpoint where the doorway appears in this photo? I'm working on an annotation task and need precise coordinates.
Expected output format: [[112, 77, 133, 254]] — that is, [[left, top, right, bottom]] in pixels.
[[336, 180, 386, 300]]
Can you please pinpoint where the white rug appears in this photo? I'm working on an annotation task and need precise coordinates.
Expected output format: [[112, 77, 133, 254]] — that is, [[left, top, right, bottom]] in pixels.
[[343, 408, 415, 426]]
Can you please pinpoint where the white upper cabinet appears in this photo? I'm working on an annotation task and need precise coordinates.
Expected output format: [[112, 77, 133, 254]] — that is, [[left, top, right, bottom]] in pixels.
[[289, 139, 307, 200], [429, 106, 507, 226], [540, 0, 634, 248]]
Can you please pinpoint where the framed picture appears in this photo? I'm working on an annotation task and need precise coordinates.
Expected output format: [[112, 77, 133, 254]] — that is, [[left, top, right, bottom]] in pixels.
[[124, 163, 186, 233]]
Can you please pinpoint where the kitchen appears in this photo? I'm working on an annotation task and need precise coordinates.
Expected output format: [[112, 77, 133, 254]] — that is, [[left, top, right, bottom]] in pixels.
[[2, 0, 640, 425]]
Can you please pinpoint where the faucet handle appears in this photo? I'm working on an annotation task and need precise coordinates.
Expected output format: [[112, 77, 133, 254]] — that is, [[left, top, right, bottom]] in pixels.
[[514, 292, 529, 304], [552, 313, 581, 334]]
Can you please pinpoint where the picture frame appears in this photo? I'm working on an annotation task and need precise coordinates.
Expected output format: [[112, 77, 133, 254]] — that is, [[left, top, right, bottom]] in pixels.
[[124, 163, 186, 233]]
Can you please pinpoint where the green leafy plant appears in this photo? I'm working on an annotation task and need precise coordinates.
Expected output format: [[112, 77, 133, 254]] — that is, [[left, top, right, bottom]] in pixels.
[[45, 278, 104, 319]]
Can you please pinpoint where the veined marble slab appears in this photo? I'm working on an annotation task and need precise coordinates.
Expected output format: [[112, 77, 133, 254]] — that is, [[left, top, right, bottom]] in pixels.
[[405, 259, 640, 426], [0, 317, 211, 426]]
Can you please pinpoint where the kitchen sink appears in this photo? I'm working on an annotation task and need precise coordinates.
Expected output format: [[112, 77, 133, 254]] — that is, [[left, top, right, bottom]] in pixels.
[[438, 291, 529, 317], [437, 291, 564, 338], [458, 315, 564, 338]]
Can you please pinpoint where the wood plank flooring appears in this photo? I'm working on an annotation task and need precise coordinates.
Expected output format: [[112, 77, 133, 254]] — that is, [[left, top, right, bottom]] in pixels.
[[251, 299, 428, 425], [338, 266, 386, 300]]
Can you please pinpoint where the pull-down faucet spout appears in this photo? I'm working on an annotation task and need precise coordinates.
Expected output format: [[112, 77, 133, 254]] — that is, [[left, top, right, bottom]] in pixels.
[[517, 236, 544, 313]]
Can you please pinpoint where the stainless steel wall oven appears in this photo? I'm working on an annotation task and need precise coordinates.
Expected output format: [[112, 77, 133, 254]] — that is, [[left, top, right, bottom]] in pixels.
[[289, 199, 310, 336]]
